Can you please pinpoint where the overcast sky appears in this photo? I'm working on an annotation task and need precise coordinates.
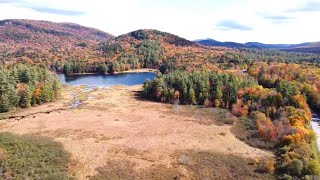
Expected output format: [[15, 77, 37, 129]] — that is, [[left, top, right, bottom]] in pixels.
[[0, 0, 319, 44]]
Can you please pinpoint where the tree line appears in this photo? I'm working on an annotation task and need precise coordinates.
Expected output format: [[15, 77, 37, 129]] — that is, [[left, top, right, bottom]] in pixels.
[[0, 63, 60, 113]]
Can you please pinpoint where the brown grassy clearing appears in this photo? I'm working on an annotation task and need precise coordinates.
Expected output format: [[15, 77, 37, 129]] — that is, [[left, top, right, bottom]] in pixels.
[[0, 85, 273, 179]]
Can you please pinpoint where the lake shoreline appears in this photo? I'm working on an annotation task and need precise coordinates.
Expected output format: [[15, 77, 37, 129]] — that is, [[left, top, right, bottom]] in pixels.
[[59, 68, 158, 76], [58, 70, 157, 87]]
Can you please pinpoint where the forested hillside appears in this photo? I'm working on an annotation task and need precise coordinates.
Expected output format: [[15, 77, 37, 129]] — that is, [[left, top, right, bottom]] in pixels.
[[0, 19, 113, 66], [89, 29, 222, 74], [89, 29, 320, 75]]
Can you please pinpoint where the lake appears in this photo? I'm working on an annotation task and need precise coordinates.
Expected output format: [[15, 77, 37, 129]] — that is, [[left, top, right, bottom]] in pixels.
[[57, 72, 156, 87]]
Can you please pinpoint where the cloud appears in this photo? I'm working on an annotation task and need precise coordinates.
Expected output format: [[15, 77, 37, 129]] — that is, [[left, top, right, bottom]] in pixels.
[[29, 6, 85, 16], [0, 0, 85, 16], [260, 14, 295, 24], [0, 0, 21, 3], [288, 1, 320, 12], [263, 15, 294, 20], [216, 20, 252, 31]]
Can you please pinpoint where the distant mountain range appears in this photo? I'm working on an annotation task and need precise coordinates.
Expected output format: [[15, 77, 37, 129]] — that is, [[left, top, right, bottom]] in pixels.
[[194, 38, 320, 53]]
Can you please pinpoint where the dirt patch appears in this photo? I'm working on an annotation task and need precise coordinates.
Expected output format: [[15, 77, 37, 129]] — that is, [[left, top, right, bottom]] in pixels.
[[0, 85, 273, 179]]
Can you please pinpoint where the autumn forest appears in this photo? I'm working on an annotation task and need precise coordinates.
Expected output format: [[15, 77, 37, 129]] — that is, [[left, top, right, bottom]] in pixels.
[[1, 19, 320, 179]]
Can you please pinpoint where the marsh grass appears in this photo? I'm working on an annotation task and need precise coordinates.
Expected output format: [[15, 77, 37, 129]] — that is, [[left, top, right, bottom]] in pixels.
[[231, 117, 275, 150], [90, 150, 274, 180], [0, 133, 73, 179], [171, 106, 233, 126]]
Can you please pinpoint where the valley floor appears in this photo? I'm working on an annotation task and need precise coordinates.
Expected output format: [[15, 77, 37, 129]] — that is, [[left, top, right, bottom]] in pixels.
[[0, 85, 273, 179]]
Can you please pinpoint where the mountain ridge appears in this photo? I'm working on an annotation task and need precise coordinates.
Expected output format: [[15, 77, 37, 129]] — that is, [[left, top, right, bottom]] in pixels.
[[194, 38, 319, 53], [0, 19, 114, 63], [0, 19, 114, 41]]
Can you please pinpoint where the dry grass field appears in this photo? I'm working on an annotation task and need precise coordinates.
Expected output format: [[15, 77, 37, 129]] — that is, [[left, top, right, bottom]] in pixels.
[[0, 85, 274, 179]]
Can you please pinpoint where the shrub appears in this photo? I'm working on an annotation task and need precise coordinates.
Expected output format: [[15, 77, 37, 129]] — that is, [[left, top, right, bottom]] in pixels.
[[286, 159, 304, 176], [231, 100, 248, 117], [304, 160, 320, 175], [76, 42, 87, 47], [264, 159, 276, 173]]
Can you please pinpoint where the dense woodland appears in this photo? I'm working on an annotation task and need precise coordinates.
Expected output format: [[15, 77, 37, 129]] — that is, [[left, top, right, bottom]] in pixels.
[[0, 63, 60, 113]]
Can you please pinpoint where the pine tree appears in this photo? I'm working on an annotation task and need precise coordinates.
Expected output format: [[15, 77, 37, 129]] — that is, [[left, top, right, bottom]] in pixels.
[[19, 85, 31, 108], [0, 94, 10, 112], [63, 62, 73, 74], [188, 87, 196, 105], [96, 64, 107, 74]]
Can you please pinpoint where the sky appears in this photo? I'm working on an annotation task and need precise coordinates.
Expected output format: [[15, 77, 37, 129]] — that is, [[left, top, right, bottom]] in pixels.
[[0, 0, 320, 44]]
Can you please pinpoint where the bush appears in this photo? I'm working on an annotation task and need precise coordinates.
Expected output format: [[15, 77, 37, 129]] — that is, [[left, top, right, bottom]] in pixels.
[[76, 42, 87, 47], [286, 159, 304, 176], [264, 159, 275, 173], [304, 160, 320, 175]]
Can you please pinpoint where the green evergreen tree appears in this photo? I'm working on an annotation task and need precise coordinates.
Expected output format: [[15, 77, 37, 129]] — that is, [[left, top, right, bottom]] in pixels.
[[19, 86, 31, 108], [188, 87, 196, 105], [63, 62, 73, 74], [96, 64, 107, 74], [0, 94, 10, 112]]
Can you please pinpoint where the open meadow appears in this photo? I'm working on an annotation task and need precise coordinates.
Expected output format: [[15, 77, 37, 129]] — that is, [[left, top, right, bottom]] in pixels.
[[0, 85, 273, 179]]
